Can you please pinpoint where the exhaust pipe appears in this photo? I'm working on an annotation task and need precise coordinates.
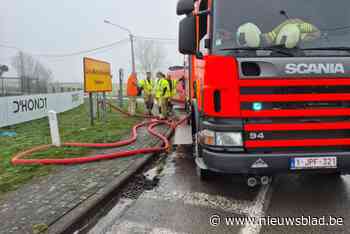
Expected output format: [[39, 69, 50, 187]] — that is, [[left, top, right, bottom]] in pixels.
[[247, 176, 258, 187]]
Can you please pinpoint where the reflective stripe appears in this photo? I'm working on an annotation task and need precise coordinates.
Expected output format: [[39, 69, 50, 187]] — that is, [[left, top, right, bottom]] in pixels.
[[155, 78, 170, 98], [268, 31, 277, 41]]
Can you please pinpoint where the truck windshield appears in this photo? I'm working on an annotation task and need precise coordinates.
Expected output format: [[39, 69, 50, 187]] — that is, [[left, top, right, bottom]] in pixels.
[[213, 0, 350, 56]]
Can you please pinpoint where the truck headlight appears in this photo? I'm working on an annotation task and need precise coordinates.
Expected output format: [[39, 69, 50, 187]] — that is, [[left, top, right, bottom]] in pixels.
[[199, 129, 215, 145], [216, 132, 243, 146], [199, 130, 243, 147]]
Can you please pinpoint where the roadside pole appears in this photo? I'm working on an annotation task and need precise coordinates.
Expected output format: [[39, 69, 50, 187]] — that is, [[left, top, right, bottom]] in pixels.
[[119, 68, 124, 107], [130, 34, 136, 74], [103, 92, 107, 122], [48, 110, 61, 147], [89, 93, 94, 126], [96, 93, 101, 120]]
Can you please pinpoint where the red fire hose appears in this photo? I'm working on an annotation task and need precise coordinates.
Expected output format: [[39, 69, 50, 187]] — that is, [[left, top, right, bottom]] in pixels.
[[64, 120, 155, 148], [107, 102, 154, 119], [11, 103, 189, 166]]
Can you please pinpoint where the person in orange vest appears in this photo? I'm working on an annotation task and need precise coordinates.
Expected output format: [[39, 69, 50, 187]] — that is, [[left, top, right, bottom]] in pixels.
[[127, 72, 138, 116]]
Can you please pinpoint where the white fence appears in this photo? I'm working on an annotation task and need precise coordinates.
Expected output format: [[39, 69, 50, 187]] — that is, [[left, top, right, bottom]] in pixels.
[[0, 91, 84, 128]]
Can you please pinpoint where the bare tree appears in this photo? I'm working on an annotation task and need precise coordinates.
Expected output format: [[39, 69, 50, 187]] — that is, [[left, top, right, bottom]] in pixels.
[[135, 40, 166, 74], [11, 51, 53, 93]]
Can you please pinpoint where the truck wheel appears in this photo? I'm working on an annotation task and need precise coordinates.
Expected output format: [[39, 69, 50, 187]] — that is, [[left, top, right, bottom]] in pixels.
[[196, 165, 212, 181]]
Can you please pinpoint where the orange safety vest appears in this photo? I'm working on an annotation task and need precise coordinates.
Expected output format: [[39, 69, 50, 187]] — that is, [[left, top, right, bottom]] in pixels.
[[127, 73, 138, 97]]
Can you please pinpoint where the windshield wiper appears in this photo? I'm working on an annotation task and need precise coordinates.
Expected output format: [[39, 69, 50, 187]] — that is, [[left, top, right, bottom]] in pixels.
[[220, 46, 295, 57], [302, 47, 350, 53]]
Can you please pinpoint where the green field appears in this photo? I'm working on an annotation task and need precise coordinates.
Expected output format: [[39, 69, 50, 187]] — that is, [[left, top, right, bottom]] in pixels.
[[0, 100, 142, 195]]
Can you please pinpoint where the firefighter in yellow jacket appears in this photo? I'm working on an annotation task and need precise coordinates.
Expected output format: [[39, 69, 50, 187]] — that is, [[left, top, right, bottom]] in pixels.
[[139, 72, 154, 115], [167, 75, 179, 114], [155, 72, 170, 119]]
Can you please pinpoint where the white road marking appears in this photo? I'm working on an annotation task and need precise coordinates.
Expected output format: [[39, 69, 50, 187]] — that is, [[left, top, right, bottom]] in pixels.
[[240, 184, 273, 234], [141, 190, 252, 215], [107, 221, 188, 234], [88, 198, 134, 234], [142, 173, 273, 234]]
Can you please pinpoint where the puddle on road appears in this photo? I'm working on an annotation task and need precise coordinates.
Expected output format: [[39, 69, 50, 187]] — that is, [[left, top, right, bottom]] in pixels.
[[155, 146, 261, 202]]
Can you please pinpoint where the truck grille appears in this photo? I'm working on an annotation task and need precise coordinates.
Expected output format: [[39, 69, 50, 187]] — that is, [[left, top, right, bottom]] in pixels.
[[239, 78, 350, 152]]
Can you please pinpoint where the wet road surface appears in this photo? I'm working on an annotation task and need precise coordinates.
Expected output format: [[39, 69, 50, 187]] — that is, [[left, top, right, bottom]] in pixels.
[[88, 145, 350, 234]]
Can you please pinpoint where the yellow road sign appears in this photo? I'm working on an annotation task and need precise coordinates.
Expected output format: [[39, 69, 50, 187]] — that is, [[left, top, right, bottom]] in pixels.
[[84, 57, 112, 92]]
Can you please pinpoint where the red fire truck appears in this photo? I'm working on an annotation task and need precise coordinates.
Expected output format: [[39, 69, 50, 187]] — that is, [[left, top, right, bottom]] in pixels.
[[177, 0, 350, 185]]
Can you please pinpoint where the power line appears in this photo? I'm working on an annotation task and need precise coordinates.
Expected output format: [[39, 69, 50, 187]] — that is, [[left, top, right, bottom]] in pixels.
[[0, 38, 129, 59], [44, 46, 127, 62], [0, 34, 178, 60], [35, 38, 129, 58]]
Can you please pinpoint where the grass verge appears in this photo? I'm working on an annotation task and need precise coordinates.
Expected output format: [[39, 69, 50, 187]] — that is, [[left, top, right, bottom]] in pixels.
[[0, 100, 142, 195]]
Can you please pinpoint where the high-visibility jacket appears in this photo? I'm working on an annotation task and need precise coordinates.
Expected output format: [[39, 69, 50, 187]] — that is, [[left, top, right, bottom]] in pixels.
[[139, 78, 154, 95], [155, 78, 170, 99], [171, 79, 178, 97], [127, 73, 138, 97], [164, 79, 172, 98]]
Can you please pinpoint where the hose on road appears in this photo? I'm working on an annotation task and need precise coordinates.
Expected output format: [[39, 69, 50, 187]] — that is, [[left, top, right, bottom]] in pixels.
[[11, 103, 189, 166]]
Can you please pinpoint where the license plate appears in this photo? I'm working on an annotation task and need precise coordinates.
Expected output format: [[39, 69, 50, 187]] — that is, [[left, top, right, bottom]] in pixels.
[[290, 157, 337, 170]]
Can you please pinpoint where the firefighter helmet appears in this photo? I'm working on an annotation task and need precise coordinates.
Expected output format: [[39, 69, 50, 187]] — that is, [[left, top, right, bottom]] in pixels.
[[275, 24, 301, 48], [236, 23, 261, 48]]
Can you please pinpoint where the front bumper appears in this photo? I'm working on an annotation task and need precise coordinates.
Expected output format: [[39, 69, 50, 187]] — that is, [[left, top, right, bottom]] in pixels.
[[198, 149, 350, 175]]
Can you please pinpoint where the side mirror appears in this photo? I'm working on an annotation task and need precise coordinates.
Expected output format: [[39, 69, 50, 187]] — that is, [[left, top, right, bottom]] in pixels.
[[179, 15, 196, 55], [176, 0, 194, 16]]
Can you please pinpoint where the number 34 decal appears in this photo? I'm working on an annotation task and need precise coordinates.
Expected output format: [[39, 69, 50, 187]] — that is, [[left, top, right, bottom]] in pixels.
[[249, 132, 265, 140]]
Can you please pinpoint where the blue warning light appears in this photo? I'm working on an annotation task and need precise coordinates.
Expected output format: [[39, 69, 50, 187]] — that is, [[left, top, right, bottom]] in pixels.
[[252, 102, 263, 111]]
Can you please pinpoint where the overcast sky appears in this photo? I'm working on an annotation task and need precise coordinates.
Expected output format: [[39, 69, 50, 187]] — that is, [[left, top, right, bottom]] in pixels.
[[0, 0, 182, 83]]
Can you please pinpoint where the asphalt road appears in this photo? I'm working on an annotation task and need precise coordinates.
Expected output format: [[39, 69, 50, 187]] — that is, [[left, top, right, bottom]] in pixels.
[[88, 145, 350, 234]]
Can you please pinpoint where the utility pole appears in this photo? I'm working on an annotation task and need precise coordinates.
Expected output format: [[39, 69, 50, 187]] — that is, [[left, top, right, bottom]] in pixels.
[[118, 68, 124, 107], [20, 52, 25, 94], [104, 20, 136, 74], [130, 34, 136, 73]]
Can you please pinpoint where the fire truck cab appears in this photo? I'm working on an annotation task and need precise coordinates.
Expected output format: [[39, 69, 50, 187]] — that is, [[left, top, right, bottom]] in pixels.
[[177, 0, 350, 182]]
